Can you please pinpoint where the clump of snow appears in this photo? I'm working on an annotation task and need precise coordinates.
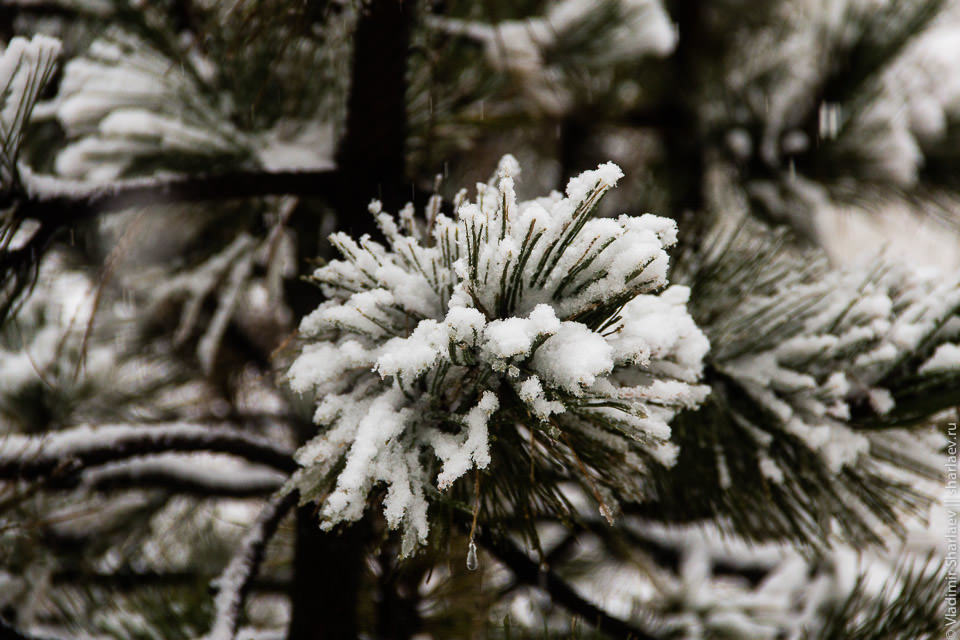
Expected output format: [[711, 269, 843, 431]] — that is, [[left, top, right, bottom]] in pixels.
[[919, 343, 960, 374], [286, 156, 709, 553]]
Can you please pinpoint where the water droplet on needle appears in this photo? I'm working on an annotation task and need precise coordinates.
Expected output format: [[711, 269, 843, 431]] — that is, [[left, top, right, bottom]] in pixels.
[[466, 539, 479, 571]]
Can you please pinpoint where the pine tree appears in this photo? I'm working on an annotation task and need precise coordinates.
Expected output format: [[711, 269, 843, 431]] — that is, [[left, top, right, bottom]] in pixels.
[[0, 1, 958, 639]]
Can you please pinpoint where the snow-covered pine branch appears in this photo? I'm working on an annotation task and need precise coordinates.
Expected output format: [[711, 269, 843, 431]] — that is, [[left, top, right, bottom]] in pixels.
[[0, 423, 296, 479], [0, 35, 60, 192], [428, 0, 676, 115], [559, 519, 947, 639], [204, 490, 297, 640], [0, 167, 339, 327], [667, 223, 958, 545], [36, 34, 247, 182], [286, 156, 709, 554], [18, 167, 341, 219], [79, 454, 286, 497], [713, 254, 959, 474]]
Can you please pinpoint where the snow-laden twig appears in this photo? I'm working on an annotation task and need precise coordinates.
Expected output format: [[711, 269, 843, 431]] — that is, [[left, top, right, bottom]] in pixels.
[[198, 245, 256, 374], [205, 490, 298, 640], [79, 454, 286, 497], [48, 568, 289, 593], [428, 0, 676, 115], [164, 236, 258, 345], [19, 167, 340, 220], [0, 423, 297, 480], [38, 34, 248, 181]]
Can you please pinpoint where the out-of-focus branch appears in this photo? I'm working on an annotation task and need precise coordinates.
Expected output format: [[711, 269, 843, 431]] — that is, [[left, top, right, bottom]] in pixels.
[[50, 568, 289, 594], [474, 526, 656, 640], [0, 618, 60, 640], [206, 490, 298, 640], [19, 168, 340, 222], [0, 423, 297, 481], [61, 455, 286, 497]]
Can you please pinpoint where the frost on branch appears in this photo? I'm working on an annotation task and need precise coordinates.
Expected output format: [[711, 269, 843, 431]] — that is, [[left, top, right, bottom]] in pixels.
[[286, 156, 709, 553]]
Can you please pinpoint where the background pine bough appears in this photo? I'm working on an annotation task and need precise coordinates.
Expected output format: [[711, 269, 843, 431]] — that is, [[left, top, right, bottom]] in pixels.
[[0, 1, 958, 639]]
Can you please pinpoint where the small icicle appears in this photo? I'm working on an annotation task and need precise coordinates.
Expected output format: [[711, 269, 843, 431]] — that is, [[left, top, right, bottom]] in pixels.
[[466, 539, 479, 571]]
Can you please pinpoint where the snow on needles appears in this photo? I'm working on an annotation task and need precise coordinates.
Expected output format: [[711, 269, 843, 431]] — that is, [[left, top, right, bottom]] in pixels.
[[715, 258, 960, 476], [0, 35, 60, 188], [39, 35, 246, 182], [286, 156, 709, 553]]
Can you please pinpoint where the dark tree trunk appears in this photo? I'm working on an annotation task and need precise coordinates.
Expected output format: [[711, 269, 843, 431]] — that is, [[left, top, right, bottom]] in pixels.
[[661, 0, 715, 250], [374, 546, 424, 640], [0, 8, 14, 41], [287, 2, 416, 639], [558, 116, 591, 188], [288, 508, 368, 640], [334, 0, 416, 238]]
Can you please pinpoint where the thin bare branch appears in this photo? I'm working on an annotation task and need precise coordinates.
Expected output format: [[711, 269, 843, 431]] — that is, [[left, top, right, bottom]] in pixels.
[[474, 526, 656, 640]]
